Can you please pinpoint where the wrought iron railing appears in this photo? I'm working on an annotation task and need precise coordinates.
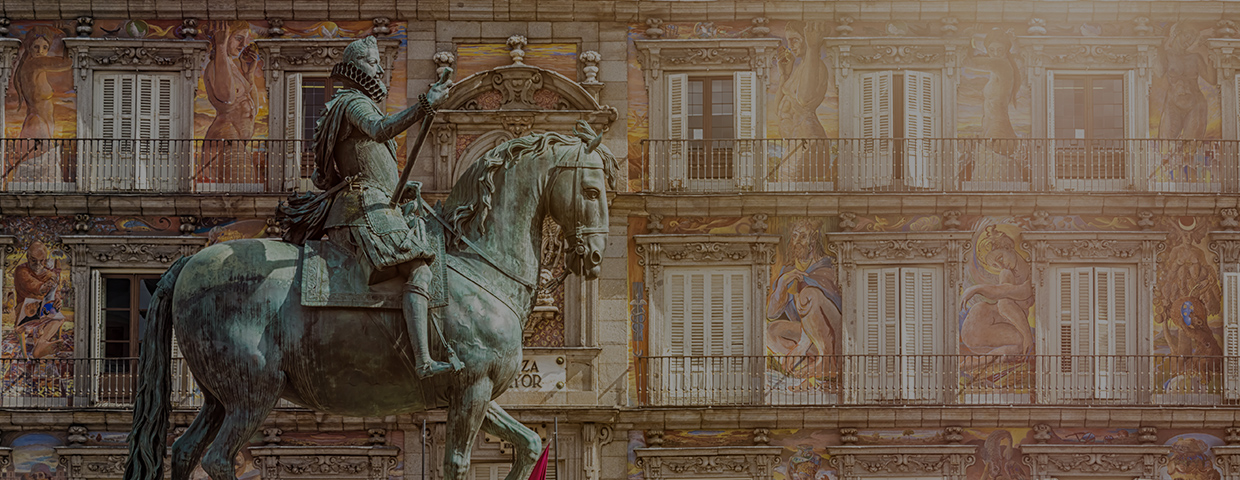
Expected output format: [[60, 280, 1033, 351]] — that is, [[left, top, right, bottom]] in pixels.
[[641, 138, 1240, 193], [0, 138, 313, 194], [635, 354, 1235, 407]]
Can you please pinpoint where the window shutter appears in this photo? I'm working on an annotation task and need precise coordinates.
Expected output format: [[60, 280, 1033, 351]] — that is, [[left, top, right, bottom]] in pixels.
[[666, 271, 687, 357], [733, 71, 758, 189], [1046, 71, 1058, 187], [857, 71, 893, 188], [663, 267, 751, 403], [286, 73, 304, 140], [1225, 272, 1240, 399], [1094, 267, 1115, 397], [666, 73, 689, 188], [470, 463, 511, 480], [859, 267, 900, 400], [900, 267, 940, 399], [1055, 267, 1093, 399], [903, 71, 937, 188]]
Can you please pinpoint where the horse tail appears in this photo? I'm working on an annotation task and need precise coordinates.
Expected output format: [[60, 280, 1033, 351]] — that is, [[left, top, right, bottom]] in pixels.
[[124, 255, 192, 480]]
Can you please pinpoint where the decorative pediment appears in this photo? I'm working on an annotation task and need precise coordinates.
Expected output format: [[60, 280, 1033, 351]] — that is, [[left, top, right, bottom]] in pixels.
[[827, 445, 977, 480], [634, 38, 781, 81], [56, 446, 168, 480], [1018, 36, 1159, 75], [61, 236, 208, 268], [63, 38, 209, 73], [824, 37, 969, 76], [255, 38, 400, 75], [1021, 444, 1170, 480], [827, 231, 972, 289], [635, 234, 780, 269], [249, 446, 400, 480], [635, 446, 783, 480], [1022, 231, 1165, 263]]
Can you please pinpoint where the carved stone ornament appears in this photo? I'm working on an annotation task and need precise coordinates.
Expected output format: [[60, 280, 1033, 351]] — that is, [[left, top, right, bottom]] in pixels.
[[1215, 446, 1240, 480], [1222, 208, 1239, 231], [827, 445, 977, 480], [825, 37, 968, 78], [634, 38, 782, 82], [248, 446, 400, 480], [1020, 37, 1158, 77], [1023, 231, 1164, 289], [64, 38, 209, 71], [635, 446, 783, 480], [62, 236, 207, 268], [827, 232, 973, 289], [56, 447, 164, 480], [256, 38, 400, 72], [1021, 444, 1170, 480], [1209, 39, 1240, 80], [1209, 231, 1240, 268]]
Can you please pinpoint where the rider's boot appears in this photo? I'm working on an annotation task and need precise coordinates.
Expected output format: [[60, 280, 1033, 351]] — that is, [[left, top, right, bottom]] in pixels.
[[405, 263, 462, 379]]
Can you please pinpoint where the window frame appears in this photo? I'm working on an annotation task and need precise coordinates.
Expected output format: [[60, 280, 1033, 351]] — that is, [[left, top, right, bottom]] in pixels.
[[828, 231, 971, 404], [1046, 70, 1136, 191], [1024, 231, 1163, 404], [635, 38, 779, 192]]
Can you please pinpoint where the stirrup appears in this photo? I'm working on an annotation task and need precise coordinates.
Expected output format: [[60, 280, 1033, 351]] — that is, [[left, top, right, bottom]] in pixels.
[[415, 360, 456, 379]]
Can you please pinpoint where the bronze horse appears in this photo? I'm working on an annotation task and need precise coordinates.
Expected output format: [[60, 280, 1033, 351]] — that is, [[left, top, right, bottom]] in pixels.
[[123, 126, 616, 480]]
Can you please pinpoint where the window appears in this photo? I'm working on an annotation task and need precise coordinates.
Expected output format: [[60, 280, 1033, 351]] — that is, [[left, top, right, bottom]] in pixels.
[[93, 72, 180, 191], [855, 266, 942, 401], [469, 462, 556, 480], [666, 71, 758, 190], [855, 71, 939, 189], [284, 73, 342, 179], [93, 272, 160, 404], [661, 266, 750, 403], [1053, 266, 1134, 400], [1050, 74, 1127, 183]]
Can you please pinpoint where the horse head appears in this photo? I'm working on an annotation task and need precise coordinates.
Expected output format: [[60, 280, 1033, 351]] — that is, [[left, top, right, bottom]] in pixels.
[[544, 121, 616, 279]]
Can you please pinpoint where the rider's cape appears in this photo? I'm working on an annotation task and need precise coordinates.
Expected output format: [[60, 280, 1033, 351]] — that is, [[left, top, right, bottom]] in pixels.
[[278, 90, 368, 245]]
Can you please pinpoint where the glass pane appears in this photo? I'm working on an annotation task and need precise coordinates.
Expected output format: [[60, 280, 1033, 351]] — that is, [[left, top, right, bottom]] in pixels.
[[104, 342, 128, 359], [105, 277, 131, 309], [688, 79, 703, 116], [1091, 77, 1124, 139], [1053, 77, 1085, 139], [105, 311, 130, 342], [301, 77, 330, 141], [139, 278, 158, 309]]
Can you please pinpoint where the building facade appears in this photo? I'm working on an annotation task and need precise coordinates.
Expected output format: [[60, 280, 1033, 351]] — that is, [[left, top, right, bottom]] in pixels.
[[0, 1, 1239, 480]]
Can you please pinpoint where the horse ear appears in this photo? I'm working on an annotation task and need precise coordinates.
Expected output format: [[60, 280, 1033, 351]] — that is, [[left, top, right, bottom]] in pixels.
[[573, 120, 604, 154]]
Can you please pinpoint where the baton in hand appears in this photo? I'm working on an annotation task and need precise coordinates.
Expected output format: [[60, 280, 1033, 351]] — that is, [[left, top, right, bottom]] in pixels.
[[391, 67, 453, 207]]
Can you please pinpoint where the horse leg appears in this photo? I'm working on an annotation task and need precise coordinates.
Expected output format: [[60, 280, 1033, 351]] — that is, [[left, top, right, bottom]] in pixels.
[[481, 401, 542, 480], [200, 373, 285, 480], [171, 389, 225, 480], [443, 378, 493, 480]]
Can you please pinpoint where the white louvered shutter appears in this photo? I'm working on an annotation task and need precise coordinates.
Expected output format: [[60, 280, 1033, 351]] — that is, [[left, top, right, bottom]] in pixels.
[[859, 267, 900, 400], [664, 267, 750, 404], [666, 73, 689, 189], [470, 463, 511, 480], [90, 271, 105, 404], [284, 74, 304, 189], [857, 71, 893, 188], [134, 73, 177, 190], [903, 71, 937, 189], [1056, 267, 1093, 399], [733, 71, 758, 189], [95, 73, 137, 190], [1225, 272, 1240, 399], [900, 267, 940, 400]]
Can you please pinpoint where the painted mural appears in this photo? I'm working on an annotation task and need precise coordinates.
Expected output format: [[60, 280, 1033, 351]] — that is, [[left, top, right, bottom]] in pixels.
[[455, 43, 578, 80], [625, 428, 1227, 480], [627, 213, 1227, 404], [625, 20, 1226, 192], [3, 19, 411, 188]]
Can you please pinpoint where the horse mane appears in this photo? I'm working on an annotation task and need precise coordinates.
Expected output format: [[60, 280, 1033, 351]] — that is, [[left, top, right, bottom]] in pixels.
[[443, 131, 618, 246]]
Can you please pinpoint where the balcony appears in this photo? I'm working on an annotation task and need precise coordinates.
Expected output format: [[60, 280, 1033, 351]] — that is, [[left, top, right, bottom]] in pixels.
[[641, 138, 1240, 194], [635, 354, 1235, 407], [0, 357, 204, 409], [0, 138, 311, 194]]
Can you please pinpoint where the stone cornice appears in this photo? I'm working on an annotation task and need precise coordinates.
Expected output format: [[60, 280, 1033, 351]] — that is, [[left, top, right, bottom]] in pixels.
[[635, 446, 783, 480], [6, 1, 1240, 24], [63, 38, 209, 74]]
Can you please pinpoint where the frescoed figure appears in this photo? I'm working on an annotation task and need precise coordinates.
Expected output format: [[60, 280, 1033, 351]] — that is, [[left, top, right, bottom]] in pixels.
[[12, 241, 66, 359], [960, 225, 1034, 359], [1157, 23, 1216, 139], [773, 21, 832, 182], [12, 25, 70, 139], [1164, 434, 1223, 480], [1154, 217, 1221, 375], [766, 219, 842, 386], [976, 430, 1026, 480], [785, 444, 823, 480], [199, 21, 261, 183], [961, 29, 1026, 182]]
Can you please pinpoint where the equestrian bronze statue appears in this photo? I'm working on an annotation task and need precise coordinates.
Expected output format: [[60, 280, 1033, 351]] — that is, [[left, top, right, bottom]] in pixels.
[[123, 36, 617, 480]]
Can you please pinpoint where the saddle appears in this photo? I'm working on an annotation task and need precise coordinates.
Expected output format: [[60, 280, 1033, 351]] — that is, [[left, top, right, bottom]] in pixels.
[[300, 221, 449, 310]]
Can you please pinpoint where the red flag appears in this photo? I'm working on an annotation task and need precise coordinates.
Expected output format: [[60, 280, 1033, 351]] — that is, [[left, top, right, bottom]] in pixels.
[[527, 445, 551, 480]]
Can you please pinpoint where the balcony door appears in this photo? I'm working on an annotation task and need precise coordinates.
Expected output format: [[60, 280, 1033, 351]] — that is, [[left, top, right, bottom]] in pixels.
[[667, 72, 758, 191], [1049, 73, 1129, 191], [852, 71, 940, 190], [852, 267, 942, 403], [92, 272, 160, 405], [660, 267, 753, 405], [92, 72, 183, 192], [1047, 266, 1136, 402]]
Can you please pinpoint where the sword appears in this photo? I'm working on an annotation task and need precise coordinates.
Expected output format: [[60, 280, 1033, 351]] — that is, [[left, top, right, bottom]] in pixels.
[[391, 68, 453, 207]]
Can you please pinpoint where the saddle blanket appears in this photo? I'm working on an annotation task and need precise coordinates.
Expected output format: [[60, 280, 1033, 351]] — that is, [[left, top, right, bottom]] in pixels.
[[300, 221, 448, 310]]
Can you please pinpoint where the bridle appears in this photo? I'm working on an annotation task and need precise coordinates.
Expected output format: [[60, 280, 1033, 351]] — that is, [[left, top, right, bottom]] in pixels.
[[539, 123, 610, 291]]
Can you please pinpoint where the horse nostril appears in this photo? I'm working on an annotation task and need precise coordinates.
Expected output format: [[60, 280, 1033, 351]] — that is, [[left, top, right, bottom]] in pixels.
[[590, 250, 602, 265]]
